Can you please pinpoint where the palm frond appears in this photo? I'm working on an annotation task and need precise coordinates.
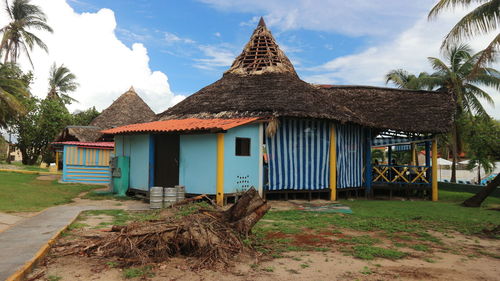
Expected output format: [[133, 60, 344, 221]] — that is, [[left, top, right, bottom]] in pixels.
[[442, 0, 500, 48], [464, 84, 495, 105], [428, 0, 488, 19], [385, 69, 410, 88], [428, 57, 452, 74], [473, 33, 500, 71]]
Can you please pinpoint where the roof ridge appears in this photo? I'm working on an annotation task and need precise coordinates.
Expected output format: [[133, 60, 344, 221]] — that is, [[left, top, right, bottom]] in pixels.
[[225, 17, 296, 76]]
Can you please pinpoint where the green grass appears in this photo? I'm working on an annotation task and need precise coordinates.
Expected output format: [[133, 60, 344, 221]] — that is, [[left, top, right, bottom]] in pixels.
[[251, 184, 500, 260], [123, 266, 154, 279], [351, 245, 407, 260], [174, 201, 215, 218], [360, 266, 373, 275], [261, 266, 275, 272], [0, 171, 98, 212], [409, 244, 430, 252], [47, 276, 62, 281], [81, 190, 135, 201], [338, 235, 381, 246], [0, 161, 51, 172]]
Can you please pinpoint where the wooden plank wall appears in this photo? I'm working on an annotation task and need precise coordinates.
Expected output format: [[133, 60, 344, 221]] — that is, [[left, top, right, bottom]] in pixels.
[[63, 146, 112, 185]]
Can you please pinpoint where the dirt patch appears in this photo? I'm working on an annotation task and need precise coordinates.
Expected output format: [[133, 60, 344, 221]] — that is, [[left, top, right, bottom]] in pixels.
[[291, 233, 333, 246], [36, 175, 60, 181], [26, 202, 500, 281], [81, 214, 114, 229]]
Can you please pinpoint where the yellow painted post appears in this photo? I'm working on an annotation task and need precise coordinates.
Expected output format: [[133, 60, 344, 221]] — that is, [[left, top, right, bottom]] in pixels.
[[411, 143, 416, 166], [216, 133, 225, 206], [431, 138, 438, 201], [329, 124, 337, 201], [55, 151, 59, 171]]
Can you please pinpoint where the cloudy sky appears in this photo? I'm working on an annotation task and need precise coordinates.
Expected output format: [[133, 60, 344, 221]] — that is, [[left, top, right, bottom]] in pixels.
[[1, 0, 498, 117]]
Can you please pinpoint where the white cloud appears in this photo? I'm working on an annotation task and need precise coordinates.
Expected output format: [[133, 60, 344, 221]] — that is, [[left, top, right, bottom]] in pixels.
[[1, 0, 184, 113], [302, 6, 500, 118], [164, 31, 195, 45], [214, 32, 221, 37], [193, 45, 236, 70], [199, 0, 436, 37]]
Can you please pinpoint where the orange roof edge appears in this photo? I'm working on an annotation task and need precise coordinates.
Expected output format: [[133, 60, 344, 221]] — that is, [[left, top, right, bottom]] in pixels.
[[101, 117, 261, 135]]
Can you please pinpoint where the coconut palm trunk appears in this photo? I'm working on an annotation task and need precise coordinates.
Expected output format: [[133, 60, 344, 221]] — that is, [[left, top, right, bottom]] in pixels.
[[462, 174, 500, 207]]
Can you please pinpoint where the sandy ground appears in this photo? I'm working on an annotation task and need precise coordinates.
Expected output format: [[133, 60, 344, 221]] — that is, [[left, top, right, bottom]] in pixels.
[[26, 200, 500, 281], [29, 240, 500, 281]]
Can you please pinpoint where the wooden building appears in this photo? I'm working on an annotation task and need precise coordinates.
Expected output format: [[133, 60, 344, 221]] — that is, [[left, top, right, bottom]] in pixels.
[[103, 18, 454, 203]]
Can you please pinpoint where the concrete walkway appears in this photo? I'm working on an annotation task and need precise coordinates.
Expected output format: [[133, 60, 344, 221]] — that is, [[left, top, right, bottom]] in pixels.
[[0, 201, 149, 280]]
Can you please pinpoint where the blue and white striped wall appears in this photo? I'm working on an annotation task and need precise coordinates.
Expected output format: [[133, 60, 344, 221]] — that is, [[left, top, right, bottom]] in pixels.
[[62, 145, 112, 185], [266, 119, 370, 191]]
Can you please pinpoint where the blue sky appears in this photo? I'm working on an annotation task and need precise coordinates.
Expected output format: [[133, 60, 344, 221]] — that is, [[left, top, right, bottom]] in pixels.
[[67, 0, 432, 95], [1, 0, 497, 117]]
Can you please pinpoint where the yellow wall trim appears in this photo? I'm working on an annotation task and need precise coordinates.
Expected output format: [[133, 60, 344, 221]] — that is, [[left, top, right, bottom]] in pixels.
[[431, 138, 438, 201]]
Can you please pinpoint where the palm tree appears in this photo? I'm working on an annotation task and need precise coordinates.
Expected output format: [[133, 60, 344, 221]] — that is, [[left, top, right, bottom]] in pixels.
[[385, 69, 433, 90], [428, 44, 499, 182], [386, 43, 500, 182], [0, 62, 29, 128], [429, 0, 500, 66], [47, 63, 78, 104], [0, 0, 53, 66]]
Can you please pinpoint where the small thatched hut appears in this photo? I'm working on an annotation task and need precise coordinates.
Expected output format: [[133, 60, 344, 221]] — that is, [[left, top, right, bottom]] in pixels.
[[103, 18, 454, 203], [52, 87, 155, 185]]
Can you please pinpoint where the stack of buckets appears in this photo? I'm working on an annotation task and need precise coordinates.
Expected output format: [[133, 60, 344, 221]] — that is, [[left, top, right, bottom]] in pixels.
[[150, 185, 185, 209]]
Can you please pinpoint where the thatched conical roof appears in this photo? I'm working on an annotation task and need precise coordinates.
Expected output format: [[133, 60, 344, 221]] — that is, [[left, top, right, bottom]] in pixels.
[[226, 17, 297, 76], [55, 87, 155, 142], [158, 18, 454, 134], [90, 86, 155, 129], [158, 18, 360, 124]]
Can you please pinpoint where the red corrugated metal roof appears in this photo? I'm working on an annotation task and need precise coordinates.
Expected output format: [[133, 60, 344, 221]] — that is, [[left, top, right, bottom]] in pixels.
[[51, 141, 115, 148], [101, 117, 260, 135]]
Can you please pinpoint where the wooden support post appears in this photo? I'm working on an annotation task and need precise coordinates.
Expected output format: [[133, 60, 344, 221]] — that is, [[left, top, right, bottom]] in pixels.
[[365, 130, 372, 196], [216, 133, 225, 206], [329, 124, 337, 201], [55, 151, 59, 171], [411, 143, 416, 166], [431, 138, 438, 201]]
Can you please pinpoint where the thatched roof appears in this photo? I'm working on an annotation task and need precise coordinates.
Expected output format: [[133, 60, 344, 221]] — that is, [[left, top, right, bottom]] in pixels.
[[55, 87, 155, 142], [226, 18, 296, 76], [158, 73, 361, 123], [158, 18, 360, 124], [90, 86, 155, 129], [157, 18, 454, 134], [56, 126, 102, 143], [320, 85, 455, 133]]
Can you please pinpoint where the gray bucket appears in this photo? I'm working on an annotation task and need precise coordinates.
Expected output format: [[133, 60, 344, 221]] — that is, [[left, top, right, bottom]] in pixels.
[[175, 185, 185, 202], [150, 186, 163, 209], [163, 187, 177, 207]]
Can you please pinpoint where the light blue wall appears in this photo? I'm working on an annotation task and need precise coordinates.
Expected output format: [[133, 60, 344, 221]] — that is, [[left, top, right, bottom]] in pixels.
[[179, 124, 260, 195], [115, 134, 150, 191], [179, 134, 217, 194], [223, 124, 260, 193]]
